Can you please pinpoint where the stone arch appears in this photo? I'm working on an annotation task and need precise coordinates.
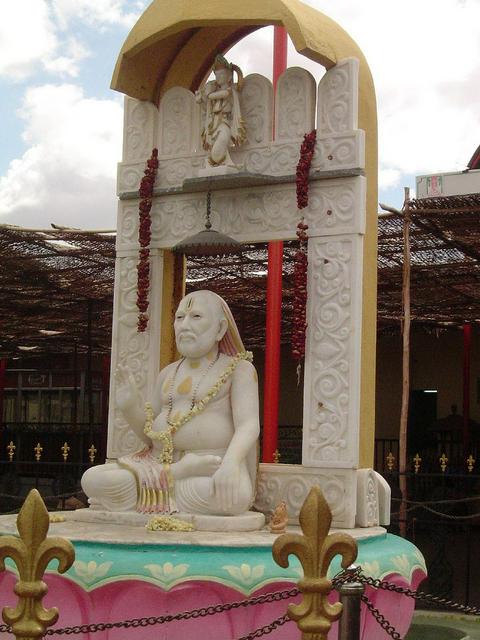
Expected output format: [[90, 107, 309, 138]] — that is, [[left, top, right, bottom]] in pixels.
[[111, 0, 378, 468]]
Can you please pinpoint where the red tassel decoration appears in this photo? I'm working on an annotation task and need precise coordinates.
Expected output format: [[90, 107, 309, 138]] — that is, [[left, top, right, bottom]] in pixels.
[[292, 130, 316, 380], [136, 148, 159, 332]]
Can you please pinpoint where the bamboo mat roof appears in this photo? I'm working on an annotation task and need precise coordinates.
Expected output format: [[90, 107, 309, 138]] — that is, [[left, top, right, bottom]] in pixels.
[[0, 226, 115, 357], [1, 191, 480, 358], [378, 193, 480, 329]]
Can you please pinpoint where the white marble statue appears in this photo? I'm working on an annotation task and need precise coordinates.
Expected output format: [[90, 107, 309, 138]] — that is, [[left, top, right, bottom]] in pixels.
[[81, 290, 259, 517], [196, 54, 247, 168]]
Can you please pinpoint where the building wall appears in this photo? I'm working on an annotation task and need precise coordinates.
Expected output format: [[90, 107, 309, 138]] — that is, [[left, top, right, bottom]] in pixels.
[[256, 325, 480, 443], [256, 327, 477, 450], [375, 325, 480, 439]]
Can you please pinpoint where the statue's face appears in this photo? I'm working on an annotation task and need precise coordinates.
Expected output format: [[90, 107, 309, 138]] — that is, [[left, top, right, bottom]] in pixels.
[[174, 293, 227, 358], [214, 66, 231, 87]]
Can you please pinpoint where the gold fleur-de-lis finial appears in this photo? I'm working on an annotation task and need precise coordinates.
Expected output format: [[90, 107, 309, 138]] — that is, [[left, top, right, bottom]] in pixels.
[[0, 489, 75, 639], [273, 449, 281, 464], [439, 452, 448, 473], [413, 453, 421, 474], [272, 486, 357, 640], [386, 452, 395, 471], [34, 443, 43, 462], [7, 441, 16, 462], [61, 442, 70, 462], [467, 454, 475, 473], [88, 444, 97, 464]]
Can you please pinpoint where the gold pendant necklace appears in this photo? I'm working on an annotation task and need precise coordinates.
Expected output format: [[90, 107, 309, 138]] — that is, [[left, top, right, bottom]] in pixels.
[[166, 352, 220, 426]]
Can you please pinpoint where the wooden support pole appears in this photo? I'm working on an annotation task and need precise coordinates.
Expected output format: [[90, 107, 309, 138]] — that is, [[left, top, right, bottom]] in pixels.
[[263, 26, 287, 463], [86, 300, 94, 443], [0, 359, 6, 431], [399, 187, 411, 536]]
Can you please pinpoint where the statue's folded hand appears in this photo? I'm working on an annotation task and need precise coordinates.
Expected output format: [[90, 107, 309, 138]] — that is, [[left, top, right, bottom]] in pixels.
[[175, 453, 221, 480], [212, 461, 240, 512]]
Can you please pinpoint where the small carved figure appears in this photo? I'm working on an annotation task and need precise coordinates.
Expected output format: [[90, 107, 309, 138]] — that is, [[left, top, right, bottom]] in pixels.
[[269, 501, 288, 534], [196, 54, 246, 167]]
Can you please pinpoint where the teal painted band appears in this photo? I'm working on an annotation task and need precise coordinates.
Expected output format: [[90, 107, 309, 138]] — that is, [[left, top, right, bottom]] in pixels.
[[5, 533, 426, 595]]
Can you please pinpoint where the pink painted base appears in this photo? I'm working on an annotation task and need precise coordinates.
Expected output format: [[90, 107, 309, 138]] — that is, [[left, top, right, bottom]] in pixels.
[[0, 569, 426, 639]]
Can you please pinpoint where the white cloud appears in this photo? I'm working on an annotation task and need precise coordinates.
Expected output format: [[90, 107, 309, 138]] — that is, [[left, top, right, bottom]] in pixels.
[[0, 0, 91, 80], [0, 84, 122, 229], [43, 37, 90, 77], [2, 0, 480, 233], [302, 0, 480, 184], [0, 1, 58, 79], [51, 0, 146, 29], [226, 28, 274, 79], [0, 0, 145, 81], [227, 4, 480, 193], [379, 169, 402, 190]]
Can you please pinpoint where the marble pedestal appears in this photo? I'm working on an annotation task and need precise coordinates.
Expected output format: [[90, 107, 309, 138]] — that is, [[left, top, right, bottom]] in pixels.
[[0, 514, 427, 640]]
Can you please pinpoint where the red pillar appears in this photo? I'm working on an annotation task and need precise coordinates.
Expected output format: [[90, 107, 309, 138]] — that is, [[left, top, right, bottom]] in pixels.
[[262, 26, 288, 463], [272, 26, 288, 96], [463, 322, 472, 452]]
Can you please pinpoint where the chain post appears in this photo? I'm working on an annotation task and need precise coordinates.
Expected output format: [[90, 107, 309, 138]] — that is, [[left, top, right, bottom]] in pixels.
[[272, 486, 358, 640], [0, 489, 75, 639], [338, 567, 365, 640]]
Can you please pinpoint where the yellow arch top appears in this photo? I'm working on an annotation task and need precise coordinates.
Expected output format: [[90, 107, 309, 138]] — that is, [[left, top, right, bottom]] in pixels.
[[112, 0, 371, 104], [112, 0, 378, 468]]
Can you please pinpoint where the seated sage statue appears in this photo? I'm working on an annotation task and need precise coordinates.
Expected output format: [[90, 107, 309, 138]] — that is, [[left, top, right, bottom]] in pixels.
[[81, 290, 259, 516]]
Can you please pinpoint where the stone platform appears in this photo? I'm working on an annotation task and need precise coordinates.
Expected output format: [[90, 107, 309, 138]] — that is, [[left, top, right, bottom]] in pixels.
[[71, 508, 266, 532], [0, 512, 427, 639]]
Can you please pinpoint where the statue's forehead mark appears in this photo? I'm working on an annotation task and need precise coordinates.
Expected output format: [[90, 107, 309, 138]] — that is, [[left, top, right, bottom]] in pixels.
[[177, 296, 195, 313]]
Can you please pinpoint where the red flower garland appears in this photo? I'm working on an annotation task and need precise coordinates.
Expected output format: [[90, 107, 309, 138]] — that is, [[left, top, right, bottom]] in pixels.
[[296, 130, 317, 209], [137, 148, 159, 332], [292, 130, 316, 374]]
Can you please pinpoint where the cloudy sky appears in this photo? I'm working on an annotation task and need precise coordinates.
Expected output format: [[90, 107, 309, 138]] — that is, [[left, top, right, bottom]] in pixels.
[[1, 0, 479, 229]]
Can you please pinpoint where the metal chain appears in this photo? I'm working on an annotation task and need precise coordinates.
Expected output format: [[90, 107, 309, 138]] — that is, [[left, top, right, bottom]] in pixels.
[[333, 567, 480, 616], [360, 594, 402, 640], [332, 565, 401, 639], [357, 572, 480, 615], [0, 614, 290, 639], [236, 614, 291, 640], [3, 566, 477, 637], [0, 613, 294, 637], [25, 587, 298, 635]]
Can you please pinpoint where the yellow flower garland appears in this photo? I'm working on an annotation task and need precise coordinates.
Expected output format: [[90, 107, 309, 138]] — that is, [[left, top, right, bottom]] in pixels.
[[144, 351, 253, 464], [146, 515, 195, 531]]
